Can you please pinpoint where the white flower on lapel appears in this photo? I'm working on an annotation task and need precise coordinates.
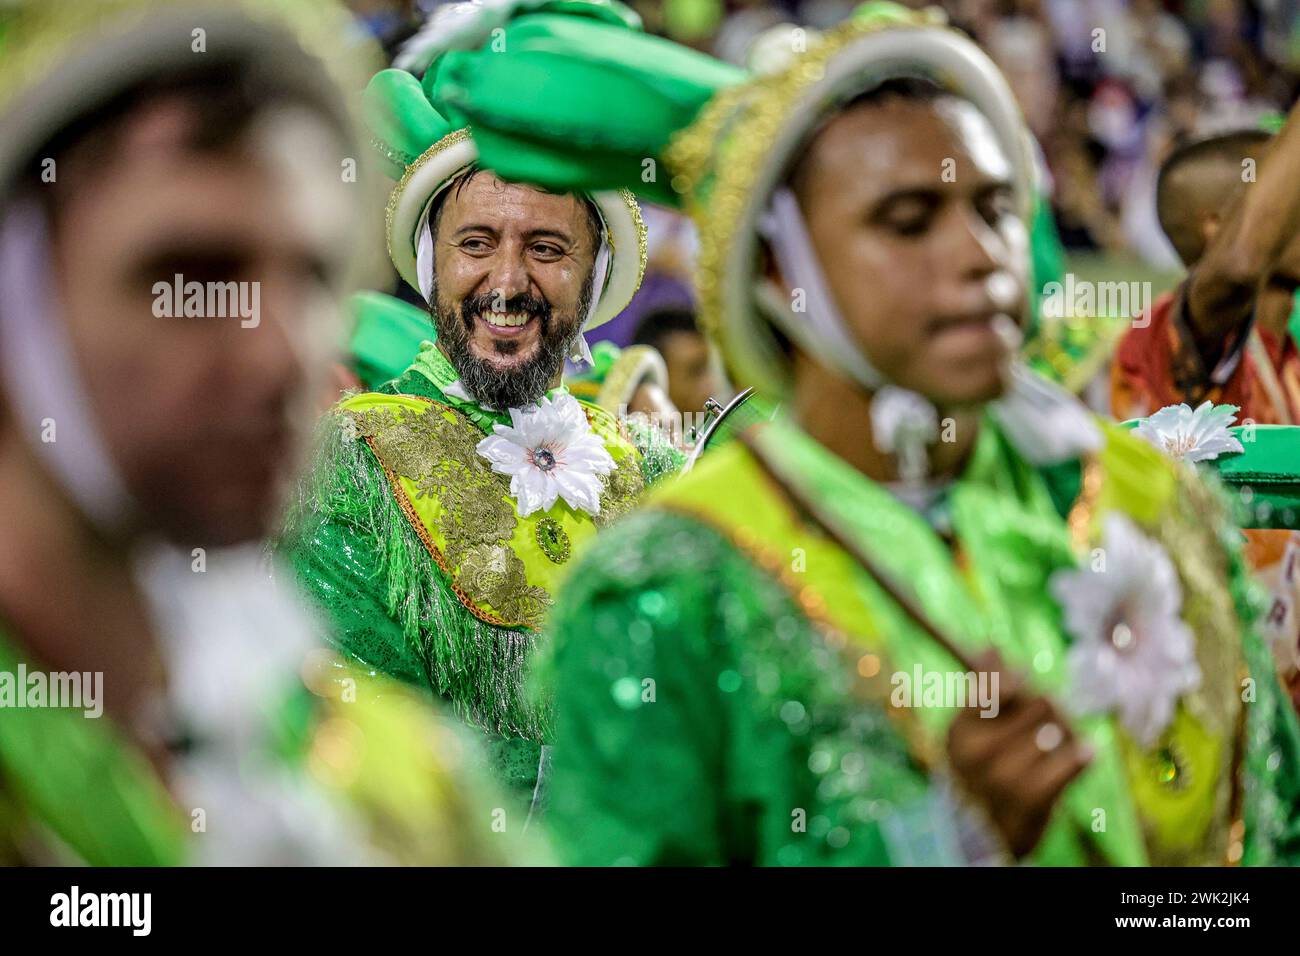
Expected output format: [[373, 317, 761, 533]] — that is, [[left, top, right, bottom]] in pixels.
[[476, 393, 615, 517], [1134, 401, 1244, 463], [1049, 513, 1201, 747]]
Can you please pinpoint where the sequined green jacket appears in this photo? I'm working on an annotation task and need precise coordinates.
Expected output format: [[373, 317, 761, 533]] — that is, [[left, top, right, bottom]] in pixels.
[[541, 415, 1300, 866], [283, 344, 682, 799]]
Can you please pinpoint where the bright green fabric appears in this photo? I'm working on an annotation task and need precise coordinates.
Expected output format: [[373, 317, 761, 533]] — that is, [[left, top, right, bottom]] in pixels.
[[0, 626, 186, 866], [543, 415, 1300, 866], [543, 420, 1129, 865], [348, 291, 433, 390], [434, 11, 745, 208], [542, 507, 934, 865], [364, 68, 458, 177], [1026, 191, 1065, 342], [753, 417, 1147, 865]]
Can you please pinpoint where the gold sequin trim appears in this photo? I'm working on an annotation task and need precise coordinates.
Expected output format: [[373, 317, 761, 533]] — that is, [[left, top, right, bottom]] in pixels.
[[352, 395, 644, 627], [1066, 453, 1103, 551], [352, 396, 546, 628], [384, 127, 474, 273]]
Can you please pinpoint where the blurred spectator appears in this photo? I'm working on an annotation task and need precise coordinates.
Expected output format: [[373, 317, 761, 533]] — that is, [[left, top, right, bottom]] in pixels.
[[632, 307, 721, 417], [612, 0, 1300, 269]]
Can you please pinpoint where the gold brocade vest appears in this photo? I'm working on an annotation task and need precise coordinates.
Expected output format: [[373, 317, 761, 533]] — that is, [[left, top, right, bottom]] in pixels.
[[341, 392, 644, 629]]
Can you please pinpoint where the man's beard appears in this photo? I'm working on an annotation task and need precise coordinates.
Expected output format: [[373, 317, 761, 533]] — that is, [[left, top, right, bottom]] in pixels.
[[432, 275, 592, 410]]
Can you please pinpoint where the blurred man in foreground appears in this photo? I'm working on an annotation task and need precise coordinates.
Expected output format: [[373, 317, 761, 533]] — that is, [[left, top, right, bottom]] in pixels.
[[0, 0, 520, 865]]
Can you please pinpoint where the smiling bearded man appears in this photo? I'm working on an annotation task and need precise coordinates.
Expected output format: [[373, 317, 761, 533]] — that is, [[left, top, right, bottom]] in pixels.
[[282, 18, 681, 808]]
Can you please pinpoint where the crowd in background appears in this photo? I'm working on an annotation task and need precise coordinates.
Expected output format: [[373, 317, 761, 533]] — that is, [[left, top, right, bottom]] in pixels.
[[642, 0, 1300, 267]]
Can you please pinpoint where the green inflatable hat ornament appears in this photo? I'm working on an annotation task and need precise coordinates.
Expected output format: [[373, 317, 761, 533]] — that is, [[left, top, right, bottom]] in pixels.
[[349, 291, 434, 389]]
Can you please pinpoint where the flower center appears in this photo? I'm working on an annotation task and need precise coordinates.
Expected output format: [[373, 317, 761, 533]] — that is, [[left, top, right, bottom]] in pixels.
[[1110, 621, 1135, 651], [532, 447, 557, 472], [1162, 432, 1195, 459]]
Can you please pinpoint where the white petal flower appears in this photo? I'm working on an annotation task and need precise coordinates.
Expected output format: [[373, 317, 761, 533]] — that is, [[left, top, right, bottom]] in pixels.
[[476, 393, 616, 517], [1049, 513, 1201, 747], [1134, 401, 1244, 463]]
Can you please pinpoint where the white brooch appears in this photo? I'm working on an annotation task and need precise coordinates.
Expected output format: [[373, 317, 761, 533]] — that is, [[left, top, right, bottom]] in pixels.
[[1134, 401, 1244, 463], [1049, 513, 1201, 747], [476, 393, 615, 517]]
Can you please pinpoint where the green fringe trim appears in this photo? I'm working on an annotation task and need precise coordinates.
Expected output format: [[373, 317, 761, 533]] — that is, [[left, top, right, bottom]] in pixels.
[[625, 414, 686, 487], [284, 410, 550, 743]]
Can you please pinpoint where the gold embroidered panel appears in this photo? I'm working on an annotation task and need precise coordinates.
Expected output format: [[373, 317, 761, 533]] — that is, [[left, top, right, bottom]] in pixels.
[[343, 394, 643, 628]]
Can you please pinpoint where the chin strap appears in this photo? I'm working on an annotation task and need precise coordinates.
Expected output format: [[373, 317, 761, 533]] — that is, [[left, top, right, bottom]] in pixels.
[[0, 197, 136, 533], [569, 221, 612, 367], [757, 185, 941, 480], [757, 187, 885, 391]]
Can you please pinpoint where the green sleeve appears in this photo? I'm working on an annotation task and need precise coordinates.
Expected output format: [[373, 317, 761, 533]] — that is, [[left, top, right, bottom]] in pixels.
[[285, 501, 428, 688], [542, 513, 732, 865], [541, 509, 923, 866]]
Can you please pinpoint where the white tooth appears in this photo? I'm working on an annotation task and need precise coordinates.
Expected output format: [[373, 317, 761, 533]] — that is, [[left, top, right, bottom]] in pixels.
[[482, 311, 530, 328]]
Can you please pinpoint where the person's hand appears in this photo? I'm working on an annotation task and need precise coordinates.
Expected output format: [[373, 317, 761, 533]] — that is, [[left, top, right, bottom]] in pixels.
[[946, 652, 1093, 859]]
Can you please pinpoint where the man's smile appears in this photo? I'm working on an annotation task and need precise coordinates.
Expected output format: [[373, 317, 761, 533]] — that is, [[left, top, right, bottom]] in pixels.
[[477, 309, 535, 337]]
